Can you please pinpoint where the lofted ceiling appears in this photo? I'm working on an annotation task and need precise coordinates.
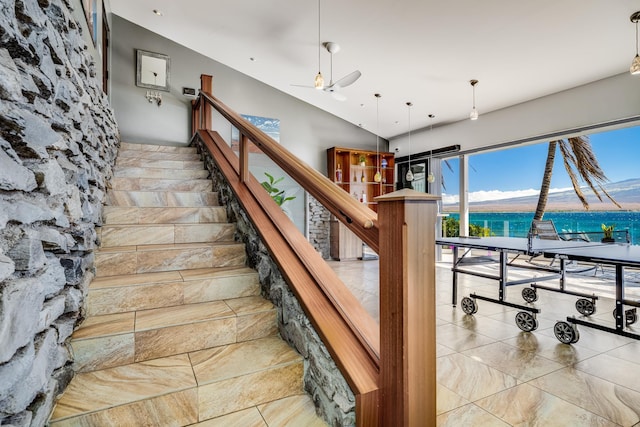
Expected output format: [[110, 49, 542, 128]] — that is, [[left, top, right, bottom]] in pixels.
[[110, 0, 640, 139]]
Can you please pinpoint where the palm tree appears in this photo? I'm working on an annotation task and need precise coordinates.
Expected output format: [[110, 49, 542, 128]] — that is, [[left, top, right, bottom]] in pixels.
[[533, 136, 620, 221]]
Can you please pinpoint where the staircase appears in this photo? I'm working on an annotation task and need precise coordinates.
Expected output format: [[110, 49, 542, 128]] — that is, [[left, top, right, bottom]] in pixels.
[[49, 142, 326, 426]]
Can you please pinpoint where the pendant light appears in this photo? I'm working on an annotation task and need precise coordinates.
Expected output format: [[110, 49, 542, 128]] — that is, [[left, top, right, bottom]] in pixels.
[[631, 11, 640, 75], [405, 102, 414, 182], [469, 79, 479, 120], [427, 114, 435, 184], [314, 0, 324, 88], [373, 94, 382, 183]]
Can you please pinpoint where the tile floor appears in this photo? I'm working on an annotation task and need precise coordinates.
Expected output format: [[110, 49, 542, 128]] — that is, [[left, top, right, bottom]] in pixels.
[[327, 250, 640, 426]]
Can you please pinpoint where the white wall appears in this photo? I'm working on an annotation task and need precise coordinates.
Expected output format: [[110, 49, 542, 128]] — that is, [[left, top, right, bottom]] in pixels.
[[390, 73, 640, 156]]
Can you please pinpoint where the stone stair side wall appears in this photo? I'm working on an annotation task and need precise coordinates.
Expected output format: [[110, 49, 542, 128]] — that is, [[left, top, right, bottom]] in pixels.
[[0, 1, 120, 425], [193, 136, 356, 426]]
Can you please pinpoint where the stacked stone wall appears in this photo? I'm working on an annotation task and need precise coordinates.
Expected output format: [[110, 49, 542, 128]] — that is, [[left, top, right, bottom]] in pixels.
[[307, 194, 331, 259], [0, 0, 119, 425], [193, 136, 356, 426]]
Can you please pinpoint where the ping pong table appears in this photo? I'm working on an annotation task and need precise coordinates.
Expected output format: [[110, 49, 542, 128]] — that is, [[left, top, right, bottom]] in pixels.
[[437, 236, 640, 344]]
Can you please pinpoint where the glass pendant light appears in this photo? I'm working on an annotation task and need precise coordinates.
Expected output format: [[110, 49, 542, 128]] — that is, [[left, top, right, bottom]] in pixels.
[[427, 114, 435, 184], [631, 12, 640, 75], [405, 102, 414, 182], [314, 0, 324, 88], [469, 79, 479, 120], [373, 93, 382, 183]]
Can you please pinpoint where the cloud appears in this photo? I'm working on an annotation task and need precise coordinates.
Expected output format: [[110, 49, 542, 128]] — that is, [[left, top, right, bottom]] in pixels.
[[442, 187, 572, 204]]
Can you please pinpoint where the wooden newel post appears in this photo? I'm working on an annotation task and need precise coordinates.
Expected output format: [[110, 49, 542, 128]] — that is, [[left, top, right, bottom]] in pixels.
[[200, 74, 213, 130], [376, 189, 439, 426]]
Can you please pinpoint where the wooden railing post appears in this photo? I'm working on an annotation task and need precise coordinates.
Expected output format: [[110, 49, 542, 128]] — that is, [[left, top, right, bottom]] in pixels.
[[200, 74, 213, 129], [376, 189, 439, 426], [239, 133, 249, 183]]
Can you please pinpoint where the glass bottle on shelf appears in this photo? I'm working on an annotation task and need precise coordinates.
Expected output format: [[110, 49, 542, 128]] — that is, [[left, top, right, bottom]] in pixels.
[[361, 190, 367, 204], [361, 170, 365, 182], [335, 164, 342, 182]]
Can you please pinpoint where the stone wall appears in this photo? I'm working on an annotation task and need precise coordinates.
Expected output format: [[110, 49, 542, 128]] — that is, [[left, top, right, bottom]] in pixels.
[[0, 0, 119, 425], [193, 136, 356, 426], [307, 194, 331, 259]]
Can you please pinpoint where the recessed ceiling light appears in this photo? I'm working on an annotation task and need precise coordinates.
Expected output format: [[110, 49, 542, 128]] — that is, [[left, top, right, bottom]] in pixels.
[[153, 9, 163, 16], [249, 57, 256, 62]]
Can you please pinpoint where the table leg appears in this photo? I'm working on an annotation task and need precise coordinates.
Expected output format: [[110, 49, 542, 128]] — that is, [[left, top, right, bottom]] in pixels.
[[452, 246, 458, 307], [615, 265, 624, 331], [498, 251, 506, 302]]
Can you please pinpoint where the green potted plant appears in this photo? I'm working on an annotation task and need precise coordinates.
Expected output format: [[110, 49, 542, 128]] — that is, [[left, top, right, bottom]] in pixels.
[[358, 154, 366, 167], [261, 173, 296, 207], [601, 223, 615, 243]]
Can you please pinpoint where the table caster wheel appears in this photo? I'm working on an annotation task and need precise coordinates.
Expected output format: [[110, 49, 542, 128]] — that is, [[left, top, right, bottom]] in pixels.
[[515, 311, 538, 332], [575, 298, 596, 316], [626, 309, 638, 326], [554, 321, 579, 344], [461, 296, 478, 315], [522, 287, 538, 303]]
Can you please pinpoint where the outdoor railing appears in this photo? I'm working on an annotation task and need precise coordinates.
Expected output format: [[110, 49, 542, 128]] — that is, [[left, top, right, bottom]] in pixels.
[[191, 75, 439, 426]]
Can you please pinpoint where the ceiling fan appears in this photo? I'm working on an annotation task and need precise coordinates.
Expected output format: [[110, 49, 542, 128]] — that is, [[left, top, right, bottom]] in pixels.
[[294, 42, 362, 101]]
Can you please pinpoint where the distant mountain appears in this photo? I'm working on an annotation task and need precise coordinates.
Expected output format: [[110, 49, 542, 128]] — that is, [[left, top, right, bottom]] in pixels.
[[443, 178, 640, 212]]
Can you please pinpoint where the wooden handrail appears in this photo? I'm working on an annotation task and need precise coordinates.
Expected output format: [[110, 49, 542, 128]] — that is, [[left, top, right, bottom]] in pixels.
[[193, 74, 437, 425], [197, 89, 380, 253]]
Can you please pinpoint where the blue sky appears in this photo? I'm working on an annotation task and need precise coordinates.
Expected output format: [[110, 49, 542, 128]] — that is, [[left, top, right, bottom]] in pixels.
[[441, 125, 640, 203]]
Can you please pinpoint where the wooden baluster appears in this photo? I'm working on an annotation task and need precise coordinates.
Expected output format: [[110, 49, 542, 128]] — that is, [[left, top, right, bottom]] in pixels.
[[377, 189, 439, 426], [240, 133, 249, 183]]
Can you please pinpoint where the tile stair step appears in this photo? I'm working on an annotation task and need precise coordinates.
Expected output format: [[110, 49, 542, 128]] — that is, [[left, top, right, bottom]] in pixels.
[[95, 242, 246, 277], [204, 395, 328, 427], [49, 354, 199, 426], [102, 206, 227, 225], [120, 141, 197, 154], [115, 157, 204, 170], [69, 296, 278, 372], [190, 337, 304, 420], [99, 223, 236, 247], [106, 190, 219, 207], [113, 166, 209, 180], [85, 267, 260, 316], [110, 177, 212, 192], [50, 337, 304, 426], [116, 150, 201, 161]]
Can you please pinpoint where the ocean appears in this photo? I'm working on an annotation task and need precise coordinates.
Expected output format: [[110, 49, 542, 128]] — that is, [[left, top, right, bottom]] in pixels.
[[446, 211, 640, 245]]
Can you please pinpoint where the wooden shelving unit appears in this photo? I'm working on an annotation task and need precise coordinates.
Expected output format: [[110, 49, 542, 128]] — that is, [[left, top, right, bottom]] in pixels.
[[327, 147, 395, 212], [327, 147, 395, 260]]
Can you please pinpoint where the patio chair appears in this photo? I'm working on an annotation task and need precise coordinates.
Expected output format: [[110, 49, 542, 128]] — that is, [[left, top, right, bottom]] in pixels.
[[527, 219, 594, 272], [531, 220, 562, 240]]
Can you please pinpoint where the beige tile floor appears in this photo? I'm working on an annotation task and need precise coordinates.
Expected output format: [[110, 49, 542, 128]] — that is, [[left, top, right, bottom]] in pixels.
[[328, 250, 640, 426]]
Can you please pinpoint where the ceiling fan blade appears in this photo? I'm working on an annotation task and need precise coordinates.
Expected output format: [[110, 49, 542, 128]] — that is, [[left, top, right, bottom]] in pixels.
[[333, 70, 361, 88], [291, 84, 317, 89]]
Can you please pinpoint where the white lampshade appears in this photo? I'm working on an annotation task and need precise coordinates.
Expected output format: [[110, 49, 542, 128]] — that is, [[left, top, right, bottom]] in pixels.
[[470, 108, 479, 120], [631, 54, 640, 75], [405, 168, 414, 182]]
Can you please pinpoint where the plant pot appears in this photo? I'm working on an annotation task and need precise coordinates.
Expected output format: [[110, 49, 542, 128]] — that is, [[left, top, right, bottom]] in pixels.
[[601, 237, 615, 243]]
